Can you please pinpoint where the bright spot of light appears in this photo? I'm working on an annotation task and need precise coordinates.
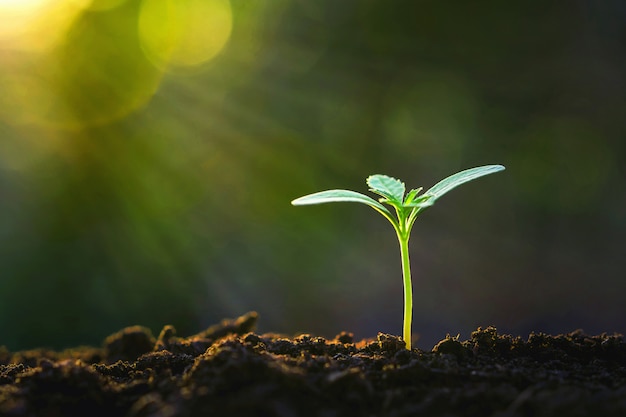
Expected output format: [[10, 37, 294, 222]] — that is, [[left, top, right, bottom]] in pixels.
[[138, 0, 233, 69], [0, 0, 48, 12], [0, 0, 52, 48], [0, 0, 163, 131], [0, 0, 85, 53]]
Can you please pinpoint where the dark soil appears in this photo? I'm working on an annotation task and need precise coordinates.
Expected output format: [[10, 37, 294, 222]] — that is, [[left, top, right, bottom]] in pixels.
[[1, 312, 626, 417]]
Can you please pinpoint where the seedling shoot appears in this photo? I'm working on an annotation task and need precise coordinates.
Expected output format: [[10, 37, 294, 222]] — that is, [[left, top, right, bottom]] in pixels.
[[291, 165, 505, 350]]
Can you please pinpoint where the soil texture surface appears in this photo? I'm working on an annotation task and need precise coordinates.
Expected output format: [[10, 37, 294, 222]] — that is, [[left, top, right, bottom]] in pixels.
[[1, 312, 626, 416]]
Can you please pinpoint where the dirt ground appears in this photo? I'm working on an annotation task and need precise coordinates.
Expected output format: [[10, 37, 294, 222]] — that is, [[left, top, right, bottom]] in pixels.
[[1, 312, 625, 416]]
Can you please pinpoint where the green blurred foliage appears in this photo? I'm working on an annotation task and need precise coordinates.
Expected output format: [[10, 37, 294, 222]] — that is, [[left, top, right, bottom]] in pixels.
[[0, 0, 624, 349]]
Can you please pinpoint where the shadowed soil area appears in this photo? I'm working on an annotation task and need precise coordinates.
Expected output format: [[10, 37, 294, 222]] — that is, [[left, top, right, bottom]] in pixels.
[[1, 312, 625, 416]]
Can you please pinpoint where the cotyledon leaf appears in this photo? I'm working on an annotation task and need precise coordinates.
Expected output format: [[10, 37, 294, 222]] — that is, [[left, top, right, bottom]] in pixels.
[[291, 189, 394, 219], [423, 165, 505, 204], [366, 175, 405, 204]]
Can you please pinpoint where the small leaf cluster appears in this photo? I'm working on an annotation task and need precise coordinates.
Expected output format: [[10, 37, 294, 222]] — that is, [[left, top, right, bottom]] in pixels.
[[365, 174, 431, 238], [293, 165, 505, 238]]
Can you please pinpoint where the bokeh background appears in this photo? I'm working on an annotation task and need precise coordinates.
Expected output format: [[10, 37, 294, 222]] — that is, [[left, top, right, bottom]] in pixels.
[[1, 0, 624, 350]]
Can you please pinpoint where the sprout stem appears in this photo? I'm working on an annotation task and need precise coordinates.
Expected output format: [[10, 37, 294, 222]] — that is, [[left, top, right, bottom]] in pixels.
[[397, 232, 413, 350]]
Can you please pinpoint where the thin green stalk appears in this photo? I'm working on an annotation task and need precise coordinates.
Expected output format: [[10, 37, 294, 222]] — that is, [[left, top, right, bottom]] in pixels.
[[397, 231, 413, 350]]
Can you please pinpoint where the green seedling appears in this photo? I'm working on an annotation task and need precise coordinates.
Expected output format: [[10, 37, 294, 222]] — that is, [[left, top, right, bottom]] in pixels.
[[291, 165, 505, 350]]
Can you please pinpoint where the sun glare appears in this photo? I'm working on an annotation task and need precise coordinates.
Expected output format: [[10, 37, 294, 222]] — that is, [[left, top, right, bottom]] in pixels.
[[0, 0, 49, 11], [0, 0, 50, 43], [0, 0, 86, 53], [0, 0, 163, 131]]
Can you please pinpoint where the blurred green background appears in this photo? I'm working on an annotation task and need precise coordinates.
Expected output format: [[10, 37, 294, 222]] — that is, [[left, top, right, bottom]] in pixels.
[[0, 0, 624, 350]]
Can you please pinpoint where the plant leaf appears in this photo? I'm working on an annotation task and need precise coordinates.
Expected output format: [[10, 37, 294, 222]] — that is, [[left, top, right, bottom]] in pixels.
[[291, 189, 394, 218], [404, 194, 433, 208], [403, 187, 423, 205], [424, 164, 505, 203], [366, 175, 405, 204]]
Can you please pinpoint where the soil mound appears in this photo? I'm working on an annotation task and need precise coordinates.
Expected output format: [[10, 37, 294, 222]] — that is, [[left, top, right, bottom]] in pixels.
[[1, 312, 625, 416]]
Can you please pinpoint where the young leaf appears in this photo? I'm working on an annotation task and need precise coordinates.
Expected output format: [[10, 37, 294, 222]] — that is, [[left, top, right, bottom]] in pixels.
[[404, 194, 434, 208], [291, 189, 394, 219], [403, 188, 423, 205], [423, 165, 505, 203], [366, 175, 405, 204]]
